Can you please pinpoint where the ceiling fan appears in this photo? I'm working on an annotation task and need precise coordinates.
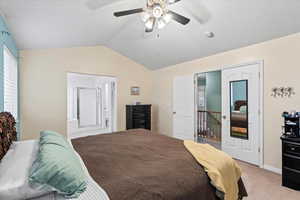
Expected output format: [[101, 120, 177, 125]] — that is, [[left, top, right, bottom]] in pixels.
[[113, 0, 191, 32]]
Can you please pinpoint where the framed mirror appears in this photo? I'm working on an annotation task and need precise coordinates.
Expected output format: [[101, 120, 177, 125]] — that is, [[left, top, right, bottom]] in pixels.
[[230, 80, 248, 140]]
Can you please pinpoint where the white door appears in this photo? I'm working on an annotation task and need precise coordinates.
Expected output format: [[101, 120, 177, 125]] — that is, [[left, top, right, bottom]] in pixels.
[[222, 63, 261, 165], [173, 75, 195, 140]]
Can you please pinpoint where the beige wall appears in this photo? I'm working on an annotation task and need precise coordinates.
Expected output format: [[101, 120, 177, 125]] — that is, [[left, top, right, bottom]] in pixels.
[[20, 33, 300, 170], [20, 46, 153, 140], [151, 32, 300, 170]]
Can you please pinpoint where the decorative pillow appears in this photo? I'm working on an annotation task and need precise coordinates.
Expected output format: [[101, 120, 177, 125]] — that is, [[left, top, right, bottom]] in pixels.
[[0, 137, 5, 161], [29, 131, 87, 198], [0, 112, 17, 161], [240, 106, 247, 113], [39, 130, 69, 147], [0, 140, 52, 200]]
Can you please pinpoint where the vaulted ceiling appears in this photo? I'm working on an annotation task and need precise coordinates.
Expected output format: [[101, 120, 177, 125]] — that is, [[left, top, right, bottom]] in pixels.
[[1, 0, 300, 70]]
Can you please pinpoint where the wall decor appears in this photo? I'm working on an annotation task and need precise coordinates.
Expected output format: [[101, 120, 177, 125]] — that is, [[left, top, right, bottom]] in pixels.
[[131, 86, 140, 95], [271, 87, 295, 98]]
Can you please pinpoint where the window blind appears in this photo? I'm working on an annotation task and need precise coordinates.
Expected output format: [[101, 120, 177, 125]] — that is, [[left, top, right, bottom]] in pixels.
[[3, 46, 18, 120]]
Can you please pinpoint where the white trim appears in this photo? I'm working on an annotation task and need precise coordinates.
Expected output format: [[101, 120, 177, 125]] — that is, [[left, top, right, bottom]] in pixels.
[[112, 80, 118, 132], [220, 60, 264, 71], [194, 74, 197, 142], [259, 61, 264, 168], [263, 165, 282, 175]]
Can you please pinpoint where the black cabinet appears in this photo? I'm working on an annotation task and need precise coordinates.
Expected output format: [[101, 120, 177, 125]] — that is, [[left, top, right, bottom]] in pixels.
[[281, 135, 300, 190], [126, 105, 151, 130]]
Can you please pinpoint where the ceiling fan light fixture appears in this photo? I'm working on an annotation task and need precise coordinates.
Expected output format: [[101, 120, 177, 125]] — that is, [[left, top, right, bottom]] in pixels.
[[141, 12, 151, 22], [112, 0, 190, 33], [145, 17, 155, 29], [152, 5, 163, 18], [163, 13, 172, 24], [157, 18, 166, 29]]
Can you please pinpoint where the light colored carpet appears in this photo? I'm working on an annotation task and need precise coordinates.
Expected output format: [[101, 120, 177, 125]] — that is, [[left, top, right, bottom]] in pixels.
[[238, 161, 300, 200]]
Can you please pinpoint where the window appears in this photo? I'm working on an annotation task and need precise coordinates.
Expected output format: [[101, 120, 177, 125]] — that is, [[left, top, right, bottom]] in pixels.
[[3, 46, 18, 120]]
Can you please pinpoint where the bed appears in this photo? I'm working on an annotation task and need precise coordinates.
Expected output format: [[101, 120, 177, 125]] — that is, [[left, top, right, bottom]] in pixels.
[[231, 100, 248, 137], [0, 112, 247, 200], [71, 129, 247, 200]]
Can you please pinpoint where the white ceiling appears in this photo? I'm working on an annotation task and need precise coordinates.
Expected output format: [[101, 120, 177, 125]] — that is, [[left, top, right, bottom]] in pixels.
[[1, 0, 300, 70]]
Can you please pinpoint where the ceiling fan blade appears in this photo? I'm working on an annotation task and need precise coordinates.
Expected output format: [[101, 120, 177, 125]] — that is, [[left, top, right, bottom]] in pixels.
[[86, 0, 117, 10], [114, 8, 144, 17], [145, 28, 153, 33], [85, 0, 144, 11], [168, 0, 181, 5], [168, 11, 190, 25], [182, 0, 211, 24], [145, 18, 156, 33]]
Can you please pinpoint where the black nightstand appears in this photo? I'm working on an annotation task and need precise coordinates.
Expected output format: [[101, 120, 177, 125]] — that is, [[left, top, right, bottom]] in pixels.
[[281, 135, 300, 190]]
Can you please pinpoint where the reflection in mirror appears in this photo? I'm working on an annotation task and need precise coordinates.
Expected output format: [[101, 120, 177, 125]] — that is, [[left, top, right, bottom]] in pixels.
[[230, 80, 248, 140], [77, 88, 100, 128]]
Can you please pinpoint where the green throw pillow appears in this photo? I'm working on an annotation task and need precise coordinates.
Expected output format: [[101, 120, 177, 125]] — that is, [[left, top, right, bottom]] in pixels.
[[29, 131, 87, 198], [39, 130, 69, 147], [240, 105, 247, 113]]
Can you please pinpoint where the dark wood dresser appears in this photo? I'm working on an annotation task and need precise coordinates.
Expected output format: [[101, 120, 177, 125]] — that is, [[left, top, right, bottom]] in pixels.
[[126, 105, 151, 130], [281, 135, 300, 190]]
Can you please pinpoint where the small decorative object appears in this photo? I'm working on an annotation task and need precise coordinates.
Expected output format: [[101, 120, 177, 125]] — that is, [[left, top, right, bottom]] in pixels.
[[133, 101, 141, 105], [279, 87, 285, 97], [271, 87, 295, 98], [131, 87, 140, 96], [285, 87, 295, 97], [271, 87, 280, 98]]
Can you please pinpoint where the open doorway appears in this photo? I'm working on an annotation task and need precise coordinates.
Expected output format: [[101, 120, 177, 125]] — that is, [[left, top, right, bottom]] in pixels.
[[67, 72, 117, 139], [196, 70, 222, 149]]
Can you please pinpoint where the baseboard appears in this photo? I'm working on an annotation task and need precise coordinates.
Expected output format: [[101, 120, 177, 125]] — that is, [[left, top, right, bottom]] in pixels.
[[263, 165, 282, 175]]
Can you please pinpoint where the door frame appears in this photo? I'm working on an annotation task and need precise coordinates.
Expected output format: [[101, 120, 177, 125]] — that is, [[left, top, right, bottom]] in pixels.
[[193, 60, 264, 168], [66, 72, 118, 139], [194, 70, 222, 143]]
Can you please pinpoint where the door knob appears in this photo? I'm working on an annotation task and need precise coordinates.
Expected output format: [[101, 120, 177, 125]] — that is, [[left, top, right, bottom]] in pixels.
[[222, 115, 226, 119], [173, 112, 176, 115]]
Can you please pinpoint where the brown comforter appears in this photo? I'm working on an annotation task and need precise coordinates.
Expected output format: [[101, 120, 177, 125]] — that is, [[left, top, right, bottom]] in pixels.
[[72, 129, 247, 200]]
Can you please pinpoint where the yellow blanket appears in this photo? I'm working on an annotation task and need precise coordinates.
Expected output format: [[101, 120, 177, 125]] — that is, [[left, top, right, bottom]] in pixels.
[[184, 141, 242, 200]]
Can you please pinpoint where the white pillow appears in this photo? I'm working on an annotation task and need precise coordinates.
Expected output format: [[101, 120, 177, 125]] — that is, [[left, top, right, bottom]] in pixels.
[[0, 140, 52, 200]]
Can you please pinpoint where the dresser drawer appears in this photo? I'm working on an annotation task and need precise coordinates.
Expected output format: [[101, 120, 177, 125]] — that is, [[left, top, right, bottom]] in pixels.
[[283, 154, 300, 171], [132, 106, 147, 112], [283, 142, 300, 156], [283, 168, 300, 190]]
